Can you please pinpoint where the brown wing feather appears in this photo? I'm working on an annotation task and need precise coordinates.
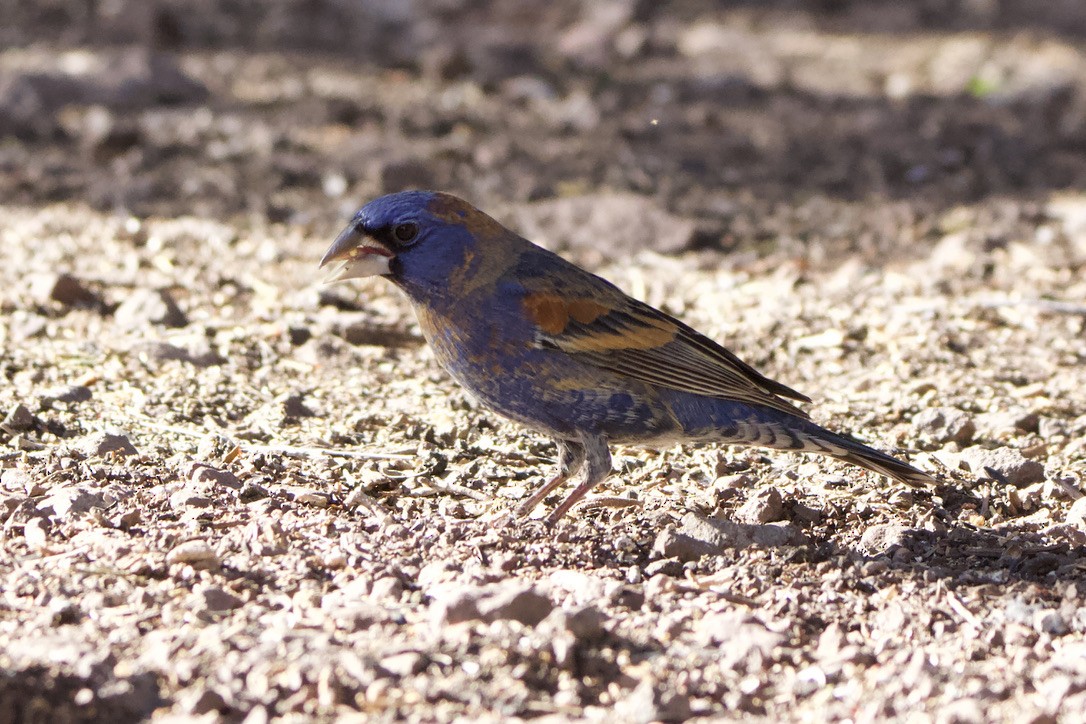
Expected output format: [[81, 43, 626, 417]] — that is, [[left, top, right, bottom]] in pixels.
[[523, 290, 811, 419]]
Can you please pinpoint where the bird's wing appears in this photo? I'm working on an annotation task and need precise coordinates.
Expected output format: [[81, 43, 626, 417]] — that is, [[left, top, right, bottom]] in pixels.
[[521, 283, 812, 419]]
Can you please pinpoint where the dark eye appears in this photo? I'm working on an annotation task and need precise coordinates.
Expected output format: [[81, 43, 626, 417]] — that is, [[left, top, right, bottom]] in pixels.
[[393, 222, 419, 244]]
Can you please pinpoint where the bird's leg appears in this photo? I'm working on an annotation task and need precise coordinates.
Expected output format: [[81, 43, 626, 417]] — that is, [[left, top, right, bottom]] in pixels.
[[545, 435, 612, 526], [516, 440, 586, 517]]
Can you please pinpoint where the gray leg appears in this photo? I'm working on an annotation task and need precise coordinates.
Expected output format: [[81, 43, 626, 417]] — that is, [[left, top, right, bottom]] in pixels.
[[545, 435, 612, 526], [517, 439, 586, 517]]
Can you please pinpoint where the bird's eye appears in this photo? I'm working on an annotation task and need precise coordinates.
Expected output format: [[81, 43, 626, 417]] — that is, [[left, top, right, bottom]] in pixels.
[[393, 222, 419, 244]]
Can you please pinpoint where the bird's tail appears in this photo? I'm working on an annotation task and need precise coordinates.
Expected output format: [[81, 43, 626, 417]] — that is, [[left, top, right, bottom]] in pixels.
[[676, 399, 934, 487], [816, 431, 934, 487], [760, 417, 934, 487]]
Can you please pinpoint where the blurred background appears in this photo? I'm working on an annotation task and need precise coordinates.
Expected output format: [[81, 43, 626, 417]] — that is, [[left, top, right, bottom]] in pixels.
[[4, 5, 1086, 721], [4, 0, 1086, 265]]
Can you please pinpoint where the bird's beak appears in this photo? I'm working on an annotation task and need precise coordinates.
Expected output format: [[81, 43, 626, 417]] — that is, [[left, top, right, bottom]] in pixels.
[[319, 221, 393, 283]]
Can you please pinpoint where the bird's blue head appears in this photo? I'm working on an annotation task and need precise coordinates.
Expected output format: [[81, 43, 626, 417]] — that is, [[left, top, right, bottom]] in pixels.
[[320, 191, 506, 302]]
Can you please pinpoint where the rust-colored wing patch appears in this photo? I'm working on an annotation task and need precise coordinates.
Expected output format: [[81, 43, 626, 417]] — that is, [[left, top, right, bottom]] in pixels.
[[522, 294, 670, 350], [525, 286, 810, 417]]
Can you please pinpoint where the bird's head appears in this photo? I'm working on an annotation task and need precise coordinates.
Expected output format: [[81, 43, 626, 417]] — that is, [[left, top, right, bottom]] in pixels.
[[320, 191, 506, 299]]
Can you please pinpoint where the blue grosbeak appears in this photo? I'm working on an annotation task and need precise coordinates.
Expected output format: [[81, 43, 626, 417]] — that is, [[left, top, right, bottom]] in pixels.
[[321, 191, 933, 525]]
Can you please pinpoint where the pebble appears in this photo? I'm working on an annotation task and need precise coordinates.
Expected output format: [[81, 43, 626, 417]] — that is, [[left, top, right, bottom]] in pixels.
[[652, 512, 806, 561], [1034, 609, 1068, 637], [23, 517, 50, 549], [737, 487, 785, 524], [170, 486, 213, 510], [194, 586, 244, 612], [546, 569, 608, 605], [40, 385, 93, 406], [549, 605, 607, 642], [181, 687, 227, 715], [379, 651, 427, 678], [187, 463, 241, 490], [431, 582, 553, 627], [1, 404, 37, 433], [643, 557, 684, 578], [81, 431, 139, 458], [281, 394, 316, 418], [39, 487, 107, 519], [370, 576, 404, 602], [913, 407, 976, 445], [113, 288, 188, 329], [859, 523, 912, 555], [28, 272, 98, 306], [166, 539, 219, 568], [284, 488, 330, 508], [1067, 498, 1086, 528], [975, 410, 1040, 440], [956, 446, 1045, 487]]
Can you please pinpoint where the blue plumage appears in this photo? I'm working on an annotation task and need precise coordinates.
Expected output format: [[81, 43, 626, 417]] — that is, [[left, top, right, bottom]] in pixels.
[[321, 191, 934, 524]]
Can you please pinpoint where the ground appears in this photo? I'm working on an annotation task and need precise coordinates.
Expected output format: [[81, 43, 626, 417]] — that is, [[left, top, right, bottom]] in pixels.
[[2, 1, 1086, 722]]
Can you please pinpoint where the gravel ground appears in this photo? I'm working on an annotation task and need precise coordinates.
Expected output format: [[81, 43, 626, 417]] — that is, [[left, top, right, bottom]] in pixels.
[[2, 2, 1086, 722]]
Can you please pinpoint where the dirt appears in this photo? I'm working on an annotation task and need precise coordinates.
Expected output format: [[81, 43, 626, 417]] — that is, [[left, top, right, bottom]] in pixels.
[[2, 1, 1086, 722]]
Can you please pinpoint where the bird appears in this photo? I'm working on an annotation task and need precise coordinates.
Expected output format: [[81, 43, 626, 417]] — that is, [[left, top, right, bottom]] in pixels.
[[320, 190, 934, 525]]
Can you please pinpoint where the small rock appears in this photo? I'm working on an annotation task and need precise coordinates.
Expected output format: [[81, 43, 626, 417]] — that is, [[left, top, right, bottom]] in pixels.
[[81, 431, 139, 458], [166, 539, 219, 568], [321, 590, 389, 631], [936, 698, 986, 724], [652, 525, 720, 562], [194, 586, 243, 612], [1035, 609, 1068, 637], [694, 610, 786, 660], [737, 487, 784, 524], [28, 272, 98, 306], [975, 410, 1040, 439], [957, 446, 1045, 487], [181, 687, 227, 716], [170, 486, 213, 510], [550, 605, 607, 642], [652, 512, 806, 561], [40, 385, 93, 406], [546, 569, 608, 605], [914, 407, 976, 446], [613, 679, 666, 724], [287, 325, 312, 346], [379, 651, 426, 678], [113, 288, 188, 329], [23, 517, 50, 549], [370, 577, 404, 602], [239, 482, 269, 501], [643, 557, 683, 578], [187, 463, 241, 490], [0, 468, 31, 491], [282, 394, 316, 418], [432, 583, 553, 627], [1, 404, 37, 434], [1067, 498, 1086, 528], [859, 523, 912, 555], [284, 487, 329, 507], [39, 487, 107, 518]]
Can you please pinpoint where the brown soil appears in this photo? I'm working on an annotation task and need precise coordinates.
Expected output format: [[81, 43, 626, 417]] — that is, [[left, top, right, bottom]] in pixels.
[[2, 2, 1086, 722]]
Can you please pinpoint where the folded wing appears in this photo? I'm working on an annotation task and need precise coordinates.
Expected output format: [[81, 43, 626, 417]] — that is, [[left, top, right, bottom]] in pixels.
[[522, 289, 812, 418]]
